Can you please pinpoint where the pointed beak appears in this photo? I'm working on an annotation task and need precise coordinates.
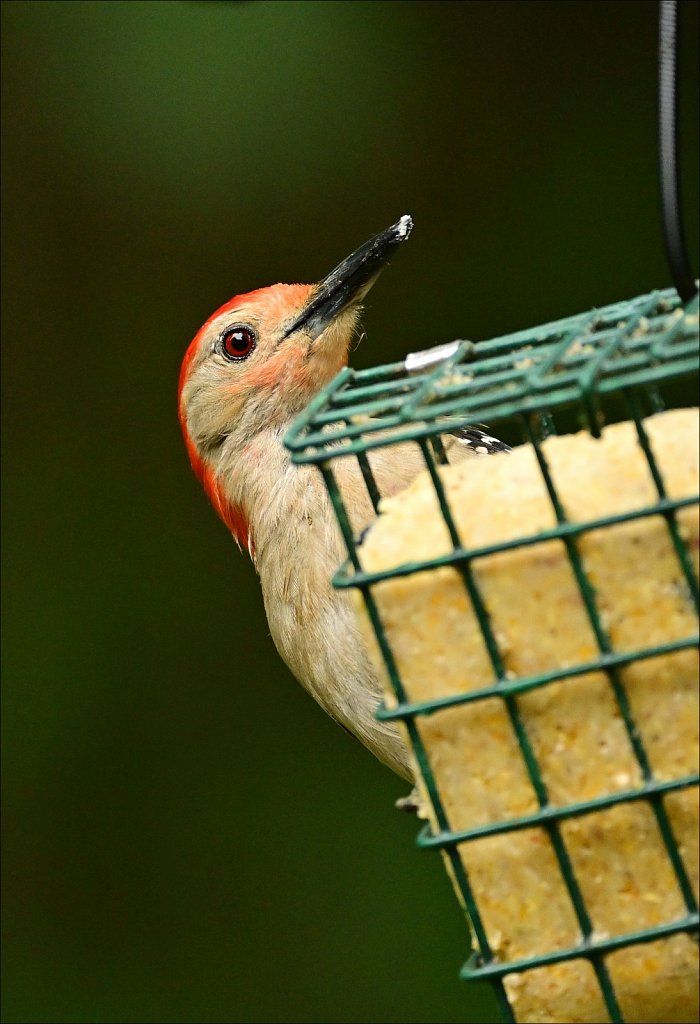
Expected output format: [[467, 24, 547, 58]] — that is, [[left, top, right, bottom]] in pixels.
[[281, 215, 413, 341]]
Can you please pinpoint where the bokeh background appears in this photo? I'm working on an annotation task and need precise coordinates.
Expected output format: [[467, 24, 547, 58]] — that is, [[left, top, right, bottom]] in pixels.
[[3, 2, 698, 1022]]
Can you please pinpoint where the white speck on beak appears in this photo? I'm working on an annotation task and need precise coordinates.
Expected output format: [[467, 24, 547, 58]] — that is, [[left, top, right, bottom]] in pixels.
[[396, 214, 412, 238]]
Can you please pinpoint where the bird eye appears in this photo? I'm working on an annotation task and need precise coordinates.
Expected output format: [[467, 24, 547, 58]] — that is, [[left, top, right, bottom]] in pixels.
[[220, 326, 256, 361]]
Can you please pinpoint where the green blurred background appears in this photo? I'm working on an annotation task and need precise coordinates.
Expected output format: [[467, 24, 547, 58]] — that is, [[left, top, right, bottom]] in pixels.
[[3, 2, 698, 1022]]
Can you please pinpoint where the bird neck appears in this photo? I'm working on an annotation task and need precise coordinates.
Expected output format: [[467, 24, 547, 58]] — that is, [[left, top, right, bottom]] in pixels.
[[210, 423, 315, 565]]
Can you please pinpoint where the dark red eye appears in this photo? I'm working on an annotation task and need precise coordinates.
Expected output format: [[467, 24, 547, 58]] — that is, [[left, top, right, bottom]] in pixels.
[[220, 326, 256, 361]]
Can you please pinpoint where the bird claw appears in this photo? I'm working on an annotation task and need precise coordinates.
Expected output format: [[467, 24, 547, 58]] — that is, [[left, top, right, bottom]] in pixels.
[[395, 788, 421, 814]]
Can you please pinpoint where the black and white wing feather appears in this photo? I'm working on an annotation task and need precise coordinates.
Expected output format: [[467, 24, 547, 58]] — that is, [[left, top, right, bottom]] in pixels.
[[448, 426, 511, 456]]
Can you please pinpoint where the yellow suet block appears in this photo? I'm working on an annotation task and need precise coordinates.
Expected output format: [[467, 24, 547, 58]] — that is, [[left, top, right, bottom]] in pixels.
[[356, 408, 699, 1024]]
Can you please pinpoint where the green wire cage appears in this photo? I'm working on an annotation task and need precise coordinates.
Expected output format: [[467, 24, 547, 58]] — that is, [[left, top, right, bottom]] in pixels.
[[284, 286, 699, 1024]]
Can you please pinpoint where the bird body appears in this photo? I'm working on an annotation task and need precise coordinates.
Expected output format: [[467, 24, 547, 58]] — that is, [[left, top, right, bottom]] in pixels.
[[179, 218, 507, 783]]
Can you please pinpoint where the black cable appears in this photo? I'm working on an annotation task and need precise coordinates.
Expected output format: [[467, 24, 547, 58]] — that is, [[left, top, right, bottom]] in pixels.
[[658, 0, 697, 303]]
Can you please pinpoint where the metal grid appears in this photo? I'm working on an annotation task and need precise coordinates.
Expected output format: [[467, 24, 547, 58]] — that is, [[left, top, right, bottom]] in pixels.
[[284, 286, 700, 1023]]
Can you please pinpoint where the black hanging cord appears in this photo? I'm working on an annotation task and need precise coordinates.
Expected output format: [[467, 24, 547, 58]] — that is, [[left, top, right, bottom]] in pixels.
[[658, 0, 697, 303]]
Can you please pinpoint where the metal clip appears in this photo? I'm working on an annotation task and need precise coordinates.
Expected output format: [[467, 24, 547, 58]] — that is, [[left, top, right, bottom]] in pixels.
[[404, 340, 464, 373]]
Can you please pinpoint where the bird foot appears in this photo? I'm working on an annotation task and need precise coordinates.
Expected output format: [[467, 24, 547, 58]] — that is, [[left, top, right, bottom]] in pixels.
[[395, 788, 421, 814]]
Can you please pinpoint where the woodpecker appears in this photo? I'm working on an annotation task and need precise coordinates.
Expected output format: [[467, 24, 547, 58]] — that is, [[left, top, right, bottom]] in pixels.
[[178, 217, 509, 784]]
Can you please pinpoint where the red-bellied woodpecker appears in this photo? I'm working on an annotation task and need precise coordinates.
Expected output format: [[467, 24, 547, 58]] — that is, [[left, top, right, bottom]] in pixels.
[[178, 217, 509, 784]]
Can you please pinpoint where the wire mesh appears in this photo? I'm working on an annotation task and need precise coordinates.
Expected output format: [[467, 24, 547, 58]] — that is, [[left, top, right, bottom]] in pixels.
[[284, 287, 699, 1023]]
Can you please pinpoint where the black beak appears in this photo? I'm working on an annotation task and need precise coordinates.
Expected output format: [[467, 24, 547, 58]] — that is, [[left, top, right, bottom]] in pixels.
[[281, 215, 413, 341]]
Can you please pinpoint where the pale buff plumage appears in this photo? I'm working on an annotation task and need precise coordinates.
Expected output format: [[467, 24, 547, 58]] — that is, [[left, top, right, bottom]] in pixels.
[[179, 225, 503, 782]]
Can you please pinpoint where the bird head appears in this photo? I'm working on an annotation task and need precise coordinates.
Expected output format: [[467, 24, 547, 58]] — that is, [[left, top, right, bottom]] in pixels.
[[178, 215, 412, 481]]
